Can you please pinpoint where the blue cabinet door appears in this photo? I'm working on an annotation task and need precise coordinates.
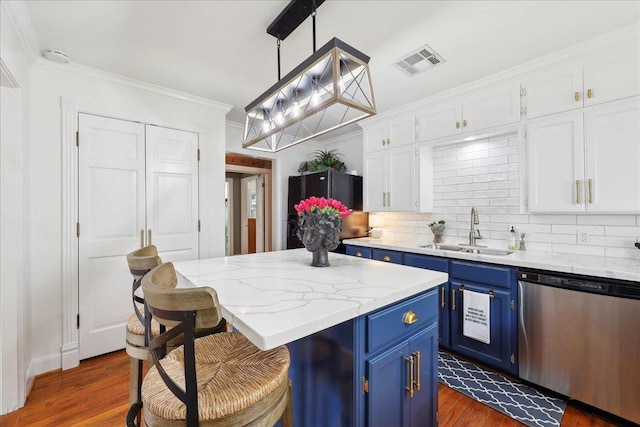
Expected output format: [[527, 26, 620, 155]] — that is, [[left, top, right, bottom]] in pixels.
[[407, 324, 439, 427], [449, 281, 517, 375], [366, 342, 410, 427], [404, 254, 450, 348], [346, 245, 372, 259]]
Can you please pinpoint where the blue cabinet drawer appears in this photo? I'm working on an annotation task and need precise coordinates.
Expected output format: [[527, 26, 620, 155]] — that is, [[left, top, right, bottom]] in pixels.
[[404, 253, 449, 272], [450, 261, 515, 289], [346, 245, 372, 259], [367, 290, 438, 353], [372, 249, 403, 264]]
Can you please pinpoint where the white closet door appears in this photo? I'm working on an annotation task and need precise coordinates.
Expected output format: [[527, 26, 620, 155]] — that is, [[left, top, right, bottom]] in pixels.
[[78, 114, 145, 360], [145, 125, 199, 262]]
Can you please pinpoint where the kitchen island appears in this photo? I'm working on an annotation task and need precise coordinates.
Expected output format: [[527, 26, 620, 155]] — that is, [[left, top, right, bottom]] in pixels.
[[174, 249, 448, 427]]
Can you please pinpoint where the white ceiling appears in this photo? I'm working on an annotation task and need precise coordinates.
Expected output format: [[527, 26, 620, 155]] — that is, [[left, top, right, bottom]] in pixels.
[[24, 1, 640, 126]]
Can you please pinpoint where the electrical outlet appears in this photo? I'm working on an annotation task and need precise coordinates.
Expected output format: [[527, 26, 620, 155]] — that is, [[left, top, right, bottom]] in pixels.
[[577, 230, 590, 245]]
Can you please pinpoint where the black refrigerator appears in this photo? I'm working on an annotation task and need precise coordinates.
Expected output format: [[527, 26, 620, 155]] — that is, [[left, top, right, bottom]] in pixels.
[[287, 171, 369, 251]]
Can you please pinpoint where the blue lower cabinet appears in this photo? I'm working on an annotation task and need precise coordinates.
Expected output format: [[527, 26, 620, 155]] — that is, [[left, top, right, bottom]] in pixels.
[[449, 280, 518, 375], [286, 289, 438, 427], [404, 253, 450, 349], [346, 245, 372, 259], [371, 249, 403, 264]]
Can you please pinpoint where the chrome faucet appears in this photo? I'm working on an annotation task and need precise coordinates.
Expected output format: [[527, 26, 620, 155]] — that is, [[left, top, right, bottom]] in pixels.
[[469, 207, 483, 246]]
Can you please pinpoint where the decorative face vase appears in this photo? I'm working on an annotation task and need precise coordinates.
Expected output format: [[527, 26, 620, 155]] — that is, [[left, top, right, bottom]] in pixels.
[[297, 212, 341, 252]]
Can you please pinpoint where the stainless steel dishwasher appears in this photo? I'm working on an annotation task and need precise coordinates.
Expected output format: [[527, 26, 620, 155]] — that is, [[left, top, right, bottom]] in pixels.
[[518, 269, 640, 424]]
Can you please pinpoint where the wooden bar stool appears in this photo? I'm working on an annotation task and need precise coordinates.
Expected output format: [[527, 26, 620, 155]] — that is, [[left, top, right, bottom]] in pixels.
[[138, 262, 294, 427], [125, 245, 163, 425]]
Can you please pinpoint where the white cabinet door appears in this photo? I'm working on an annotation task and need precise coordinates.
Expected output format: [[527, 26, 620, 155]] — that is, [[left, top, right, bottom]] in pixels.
[[583, 45, 640, 107], [363, 151, 387, 212], [386, 116, 415, 149], [363, 125, 387, 153], [78, 114, 146, 360], [146, 125, 199, 261], [524, 64, 583, 119], [387, 146, 416, 212], [462, 81, 521, 132], [584, 98, 640, 213], [527, 111, 585, 213], [416, 99, 462, 142]]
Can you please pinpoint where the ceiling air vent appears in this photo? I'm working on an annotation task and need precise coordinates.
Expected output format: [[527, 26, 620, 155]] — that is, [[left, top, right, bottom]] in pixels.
[[394, 44, 445, 76]]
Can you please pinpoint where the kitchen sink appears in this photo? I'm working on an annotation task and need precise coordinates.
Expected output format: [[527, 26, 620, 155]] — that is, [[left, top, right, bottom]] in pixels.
[[418, 244, 466, 251], [418, 243, 513, 256]]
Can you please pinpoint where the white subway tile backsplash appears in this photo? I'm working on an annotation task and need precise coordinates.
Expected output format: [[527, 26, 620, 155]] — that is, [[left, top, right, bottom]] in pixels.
[[374, 137, 638, 259]]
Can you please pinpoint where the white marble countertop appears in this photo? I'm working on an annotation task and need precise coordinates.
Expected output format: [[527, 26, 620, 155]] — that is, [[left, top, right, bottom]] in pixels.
[[344, 237, 640, 282], [173, 249, 448, 351]]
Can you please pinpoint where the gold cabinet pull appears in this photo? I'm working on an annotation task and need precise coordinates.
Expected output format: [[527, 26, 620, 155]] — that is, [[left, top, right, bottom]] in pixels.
[[382, 255, 391, 262], [382, 138, 386, 146], [382, 192, 386, 207], [387, 192, 390, 207], [413, 351, 421, 391], [140, 229, 144, 248], [403, 310, 418, 324], [588, 179, 593, 204], [451, 289, 456, 311], [455, 121, 460, 129], [587, 88, 593, 98], [148, 229, 152, 245], [387, 138, 391, 145], [355, 251, 362, 257], [440, 286, 446, 308], [462, 119, 467, 127], [574, 91, 580, 102], [576, 180, 582, 204], [405, 356, 414, 397]]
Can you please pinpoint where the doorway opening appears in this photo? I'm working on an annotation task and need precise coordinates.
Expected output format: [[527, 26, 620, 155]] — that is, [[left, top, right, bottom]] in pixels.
[[225, 153, 273, 255]]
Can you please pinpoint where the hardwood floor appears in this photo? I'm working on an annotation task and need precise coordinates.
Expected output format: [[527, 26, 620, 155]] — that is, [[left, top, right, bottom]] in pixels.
[[0, 350, 623, 426]]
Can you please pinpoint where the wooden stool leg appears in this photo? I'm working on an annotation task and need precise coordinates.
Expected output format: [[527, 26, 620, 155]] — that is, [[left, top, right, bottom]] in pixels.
[[281, 379, 294, 427]]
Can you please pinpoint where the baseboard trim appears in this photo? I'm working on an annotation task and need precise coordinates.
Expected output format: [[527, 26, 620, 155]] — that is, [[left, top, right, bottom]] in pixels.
[[61, 342, 79, 371], [27, 353, 61, 378]]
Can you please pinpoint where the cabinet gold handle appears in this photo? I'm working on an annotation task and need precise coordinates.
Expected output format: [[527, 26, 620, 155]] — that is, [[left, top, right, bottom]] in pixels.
[[382, 192, 386, 207], [574, 91, 580, 102], [387, 138, 391, 145], [382, 139, 386, 146], [140, 229, 144, 248], [413, 351, 421, 391], [587, 88, 593, 98], [588, 179, 593, 204], [405, 356, 414, 397], [355, 251, 362, 257], [387, 192, 390, 206], [441, 286, 446, 308], [403, 310, 418, 324], [148, 229, 152, 245], [382, 255, 391, 262], [455, 121, 460, 129], [462, 120, 467, 127], [576, 180, 582, 204], [451, 289, 456, 311]]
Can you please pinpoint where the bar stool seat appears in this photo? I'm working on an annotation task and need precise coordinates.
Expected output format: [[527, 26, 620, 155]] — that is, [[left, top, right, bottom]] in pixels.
[[125, 310, 161, 360], [142, 332, 290, 425]]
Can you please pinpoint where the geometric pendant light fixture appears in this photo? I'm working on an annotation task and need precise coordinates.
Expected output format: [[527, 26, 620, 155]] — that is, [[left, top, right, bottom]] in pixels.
[[243, 0, 376, 152]]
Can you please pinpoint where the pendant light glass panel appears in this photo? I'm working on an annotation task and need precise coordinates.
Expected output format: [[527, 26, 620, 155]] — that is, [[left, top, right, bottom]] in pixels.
[[243, 38, 376, 152]]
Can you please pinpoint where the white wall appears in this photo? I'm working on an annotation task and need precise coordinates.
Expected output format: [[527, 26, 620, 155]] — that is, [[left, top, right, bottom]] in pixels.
[[0, 0, 32, 413], [27, 64, 228, 376], [372, 134, 640, 260]]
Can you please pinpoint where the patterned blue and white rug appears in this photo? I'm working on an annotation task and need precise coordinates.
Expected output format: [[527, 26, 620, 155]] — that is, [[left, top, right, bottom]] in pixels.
[[438, 351, 566, 427]]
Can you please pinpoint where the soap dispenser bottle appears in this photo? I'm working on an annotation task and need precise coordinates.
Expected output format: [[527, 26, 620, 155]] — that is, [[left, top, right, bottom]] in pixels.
[[508, 226, 517, 250]]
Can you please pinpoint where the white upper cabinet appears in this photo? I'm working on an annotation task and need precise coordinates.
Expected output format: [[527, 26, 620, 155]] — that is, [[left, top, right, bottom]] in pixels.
[[462, 81, 522, 132], [527, 111, 585, 213], [362, 115, 418, 212], [524, 64, 583, 119], [583, 46, 640, 107], [416, 81, 521, 142], [583, 97, 640, 213], [523, 44, 639, 119], [527, 97, 640, 213], [363, 116, 415, 153]]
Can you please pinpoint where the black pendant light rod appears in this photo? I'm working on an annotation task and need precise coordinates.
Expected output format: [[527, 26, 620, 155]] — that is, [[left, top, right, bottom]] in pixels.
[[277, 39, 282, 81], [312, 0, 317, 52]]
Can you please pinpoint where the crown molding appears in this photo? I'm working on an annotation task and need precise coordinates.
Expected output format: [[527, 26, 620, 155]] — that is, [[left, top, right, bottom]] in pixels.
[[33, 58, 232, 113], [1, 0, 40, 65], [361, 23, 640, 127]]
